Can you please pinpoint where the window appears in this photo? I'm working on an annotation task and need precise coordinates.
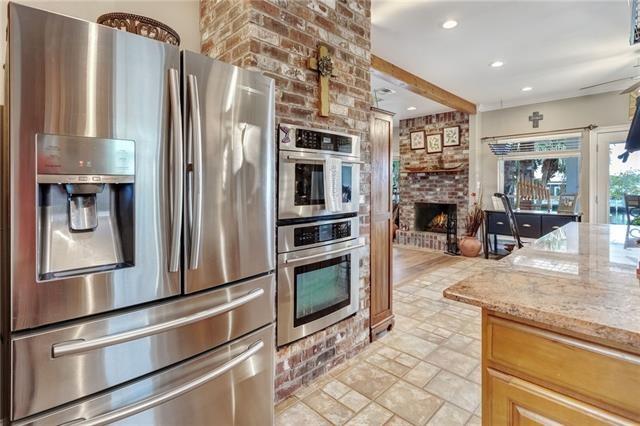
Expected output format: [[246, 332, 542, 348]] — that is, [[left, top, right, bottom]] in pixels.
[[496, 134, 581, 211]]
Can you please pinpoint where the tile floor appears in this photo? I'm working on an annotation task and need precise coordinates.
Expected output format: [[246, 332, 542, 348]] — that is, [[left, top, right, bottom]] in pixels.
[[275, 247, 496, 426]]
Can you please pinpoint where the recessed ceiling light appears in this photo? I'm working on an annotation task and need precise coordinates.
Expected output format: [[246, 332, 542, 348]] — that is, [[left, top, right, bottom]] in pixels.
[[490, 61, 504, 68], [442, 20, 458, 29], [521, 86, 533, 92], [407, 106, 417, 111]]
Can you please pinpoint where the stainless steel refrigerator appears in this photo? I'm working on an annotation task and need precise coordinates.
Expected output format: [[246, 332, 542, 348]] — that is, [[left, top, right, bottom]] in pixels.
[[1, 4, 276, 425]]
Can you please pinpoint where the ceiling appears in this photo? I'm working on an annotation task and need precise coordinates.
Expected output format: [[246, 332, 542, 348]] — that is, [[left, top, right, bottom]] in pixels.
[[371, 1, 636, 113], [371, 73, 452, 125]]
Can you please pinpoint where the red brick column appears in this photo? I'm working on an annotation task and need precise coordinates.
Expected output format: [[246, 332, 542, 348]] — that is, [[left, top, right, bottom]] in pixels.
[[200, 0, 372, 401]]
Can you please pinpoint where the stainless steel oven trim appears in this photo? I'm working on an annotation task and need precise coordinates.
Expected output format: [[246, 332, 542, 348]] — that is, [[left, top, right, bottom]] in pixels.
[[278, 123, 360, 158], [277, 216, 360, 253], [277, 239, 363, 346], [278, 150, 361, 220]]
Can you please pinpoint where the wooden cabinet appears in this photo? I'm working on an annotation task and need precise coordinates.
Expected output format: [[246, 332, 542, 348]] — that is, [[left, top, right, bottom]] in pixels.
[[369, 107, 394, 339], [483, 312, 640, 424], [487, 369, 634, 426]]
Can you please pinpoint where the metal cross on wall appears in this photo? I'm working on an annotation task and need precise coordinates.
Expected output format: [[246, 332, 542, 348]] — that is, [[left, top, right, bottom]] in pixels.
[[308, 44, 336, 117], [529, 111, 544, 128]]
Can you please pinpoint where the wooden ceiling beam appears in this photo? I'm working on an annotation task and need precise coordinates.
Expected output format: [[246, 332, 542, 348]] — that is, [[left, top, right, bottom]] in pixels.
[[371, 54, 477, 115]]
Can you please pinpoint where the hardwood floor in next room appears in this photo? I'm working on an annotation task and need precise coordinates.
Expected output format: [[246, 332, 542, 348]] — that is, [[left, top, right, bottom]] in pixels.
[[275, 246, 497, 426]]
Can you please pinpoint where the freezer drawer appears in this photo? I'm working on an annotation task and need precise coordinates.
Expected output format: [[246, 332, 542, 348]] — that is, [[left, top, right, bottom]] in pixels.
[[15, 324, 275, 426], [11, 274, 275, 420]]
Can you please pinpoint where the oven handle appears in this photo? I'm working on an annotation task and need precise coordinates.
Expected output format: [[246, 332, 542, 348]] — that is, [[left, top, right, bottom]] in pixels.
[[284, 154, 364, 165], [60, 340, 264, 426], [284, 243, 365, 265], [51, 288, 265, 358]]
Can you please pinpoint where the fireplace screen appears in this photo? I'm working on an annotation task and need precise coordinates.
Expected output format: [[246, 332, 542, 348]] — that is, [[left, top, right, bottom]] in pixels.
[[415, 202, 457, 234]]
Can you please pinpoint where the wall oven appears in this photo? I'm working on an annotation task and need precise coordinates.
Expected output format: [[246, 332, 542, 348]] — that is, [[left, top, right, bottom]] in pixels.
[[277, 216, 363, 346], [278, 124, 361, 220]]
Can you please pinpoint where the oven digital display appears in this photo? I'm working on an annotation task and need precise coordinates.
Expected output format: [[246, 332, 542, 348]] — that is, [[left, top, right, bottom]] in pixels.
[[295, 129, 353, 154], [294, 221, 351, 247]]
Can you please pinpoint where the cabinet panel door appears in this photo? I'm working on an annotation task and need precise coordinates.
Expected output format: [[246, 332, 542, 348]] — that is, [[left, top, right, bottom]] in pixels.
[[370, 109, 394, 335], [487, 369, 634, 426]]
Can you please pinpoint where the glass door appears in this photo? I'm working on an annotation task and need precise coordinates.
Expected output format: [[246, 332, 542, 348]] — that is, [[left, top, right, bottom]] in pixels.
[[595, 128, 640, 224]]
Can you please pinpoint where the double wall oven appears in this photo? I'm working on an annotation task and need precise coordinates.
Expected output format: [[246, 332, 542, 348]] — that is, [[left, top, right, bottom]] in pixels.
[[277, 125, 363, 346]]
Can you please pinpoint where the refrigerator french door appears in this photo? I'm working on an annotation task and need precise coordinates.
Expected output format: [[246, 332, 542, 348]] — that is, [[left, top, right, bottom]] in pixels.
[[6, 3, 182, 331], [181, 51, 275, 293], [3, 4, 276, 425]]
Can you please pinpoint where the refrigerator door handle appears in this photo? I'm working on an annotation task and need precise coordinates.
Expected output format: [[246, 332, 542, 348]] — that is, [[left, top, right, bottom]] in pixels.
[[60, 340, 265, 426], [187, 74, 203, 270], [168, 68, 184, 273], [51, 288, 265, 358]]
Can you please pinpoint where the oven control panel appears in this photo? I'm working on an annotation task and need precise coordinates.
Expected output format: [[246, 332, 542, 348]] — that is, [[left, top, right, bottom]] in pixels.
[[296, 129, 352, 154], [294, 221, 351, 247], [279, 124, 359, 157]]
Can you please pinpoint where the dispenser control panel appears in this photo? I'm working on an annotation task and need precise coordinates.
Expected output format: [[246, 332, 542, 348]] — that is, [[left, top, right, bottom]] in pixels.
[[36, 134, 135, 183]]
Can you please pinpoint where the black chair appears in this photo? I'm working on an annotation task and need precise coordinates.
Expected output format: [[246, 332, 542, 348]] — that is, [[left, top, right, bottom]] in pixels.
[[494, 193, 524, 250], [624, 194, 640, 225]]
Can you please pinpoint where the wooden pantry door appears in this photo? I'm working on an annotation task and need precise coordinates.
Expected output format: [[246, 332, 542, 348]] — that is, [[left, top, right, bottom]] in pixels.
[[370, 107, 395, 339]]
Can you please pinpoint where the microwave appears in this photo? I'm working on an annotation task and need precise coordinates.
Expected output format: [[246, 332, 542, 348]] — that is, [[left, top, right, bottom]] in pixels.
[[278, 124, 361, 221]]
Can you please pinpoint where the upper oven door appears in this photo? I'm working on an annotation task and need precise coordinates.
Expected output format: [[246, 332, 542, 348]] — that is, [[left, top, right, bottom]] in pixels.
[[278, 151, 361, 220]]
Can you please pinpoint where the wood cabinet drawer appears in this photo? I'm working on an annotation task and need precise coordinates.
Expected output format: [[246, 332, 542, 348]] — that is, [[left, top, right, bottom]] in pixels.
[[541, 215, 575, 236], [487, 315, 640, 421], [488, 213, 510, 235], [514, 215, 541, 238], [487, 369, 635, 425]]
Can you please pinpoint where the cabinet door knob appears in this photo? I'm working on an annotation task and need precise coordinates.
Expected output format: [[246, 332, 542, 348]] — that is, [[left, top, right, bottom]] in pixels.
[[496, 221, 504, 225], [522, 223, 532, 228]]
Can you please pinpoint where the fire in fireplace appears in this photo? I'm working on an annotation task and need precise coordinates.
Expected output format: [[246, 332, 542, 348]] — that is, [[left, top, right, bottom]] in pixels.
[[415, 202, 457, 234]]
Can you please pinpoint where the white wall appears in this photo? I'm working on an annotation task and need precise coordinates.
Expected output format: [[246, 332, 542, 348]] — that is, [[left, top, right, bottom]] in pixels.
[[474, 91, 631, 221], [0, 0, 200, 102]]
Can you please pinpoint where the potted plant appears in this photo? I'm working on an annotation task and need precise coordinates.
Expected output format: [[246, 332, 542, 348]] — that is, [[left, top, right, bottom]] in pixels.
[[459, 193, 484, 257]]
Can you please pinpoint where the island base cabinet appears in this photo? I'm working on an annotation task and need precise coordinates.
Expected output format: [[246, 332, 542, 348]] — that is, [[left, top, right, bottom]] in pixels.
[[486, 369, 635, 426]]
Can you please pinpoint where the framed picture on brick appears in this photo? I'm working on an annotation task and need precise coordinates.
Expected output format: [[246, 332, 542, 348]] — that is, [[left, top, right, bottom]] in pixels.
[[426, 133, 443, 154], [410, 130, 425, 150], [443, 125, 460, 147]]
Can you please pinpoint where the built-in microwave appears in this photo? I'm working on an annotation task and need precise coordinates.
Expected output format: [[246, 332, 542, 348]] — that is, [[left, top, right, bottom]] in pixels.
[[278, 124, 361, 221]]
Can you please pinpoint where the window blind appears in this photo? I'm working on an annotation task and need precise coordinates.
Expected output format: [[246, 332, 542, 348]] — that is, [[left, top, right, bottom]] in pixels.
[[488, 135, 581, 157]]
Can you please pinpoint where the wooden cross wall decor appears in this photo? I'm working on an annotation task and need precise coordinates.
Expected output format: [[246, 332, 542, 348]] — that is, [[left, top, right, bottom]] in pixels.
[[308, 44, 336, 117], [529, 111, 544, 128]]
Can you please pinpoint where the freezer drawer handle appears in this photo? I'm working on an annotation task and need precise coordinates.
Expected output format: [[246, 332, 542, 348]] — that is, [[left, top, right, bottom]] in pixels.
[[51, 288, 265, 358], [187, 74, 203, 270], [284, 243, 365, 265], [284, 154, 364, 165], [168, 68, 184, 272], [61, 340, 265, 426]]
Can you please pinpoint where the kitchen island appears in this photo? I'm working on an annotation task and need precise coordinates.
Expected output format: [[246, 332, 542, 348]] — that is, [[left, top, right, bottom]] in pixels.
[[444, 222, 640, 424]]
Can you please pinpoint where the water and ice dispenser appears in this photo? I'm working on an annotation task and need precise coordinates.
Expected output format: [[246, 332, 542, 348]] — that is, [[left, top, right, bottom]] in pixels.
[[36, 134, 135, 280]]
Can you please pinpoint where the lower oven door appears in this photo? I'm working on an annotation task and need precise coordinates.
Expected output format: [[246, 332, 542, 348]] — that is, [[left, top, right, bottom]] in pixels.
[[278, 151, 361, 220], [14, 324, 274, 426], [277, 239, 364, 346]]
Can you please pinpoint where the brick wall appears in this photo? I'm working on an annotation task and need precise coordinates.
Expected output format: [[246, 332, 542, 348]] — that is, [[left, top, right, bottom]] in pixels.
[[396, 112, 470, 251], [200, 0, 372, 402]]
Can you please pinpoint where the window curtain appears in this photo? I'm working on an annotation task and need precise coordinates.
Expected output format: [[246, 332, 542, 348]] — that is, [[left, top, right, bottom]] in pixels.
[[579, 129, 591, 222]]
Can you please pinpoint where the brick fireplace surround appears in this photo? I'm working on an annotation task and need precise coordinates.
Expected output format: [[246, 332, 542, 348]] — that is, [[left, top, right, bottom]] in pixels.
[[200, 0, 372, 402], [396, 112, 470, 251]]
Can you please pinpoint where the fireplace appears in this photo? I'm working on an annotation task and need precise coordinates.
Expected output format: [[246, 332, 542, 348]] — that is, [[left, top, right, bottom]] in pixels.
[[415, 202, 457, 234]]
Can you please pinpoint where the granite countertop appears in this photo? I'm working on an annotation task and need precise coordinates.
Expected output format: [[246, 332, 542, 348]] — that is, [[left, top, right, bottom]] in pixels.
[[444, 222, 640, 351]]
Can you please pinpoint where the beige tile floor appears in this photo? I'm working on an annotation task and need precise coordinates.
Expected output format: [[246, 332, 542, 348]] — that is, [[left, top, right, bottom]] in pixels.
[[275, 249, 496, 426]]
